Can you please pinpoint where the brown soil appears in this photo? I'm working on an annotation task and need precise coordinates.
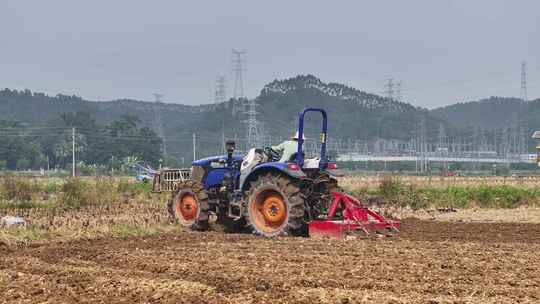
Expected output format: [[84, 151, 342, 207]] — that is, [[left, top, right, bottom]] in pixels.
[[1, 220, 539, 303]]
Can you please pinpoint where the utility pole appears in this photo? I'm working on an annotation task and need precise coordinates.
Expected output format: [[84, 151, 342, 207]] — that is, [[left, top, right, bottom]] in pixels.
[[72, 127, 76, 177], [230, 48, 259, 148], [419, 118, 428, 174], [502, 125, 510, 166], [221, 130, 226, 154], [215, 75, 227, 104], [395, 81, 402, 102], [521, 61, 528, 102], [245, 98, 260, 148], [384, 78, 394, 100], [231, 49, 246, 115], [192, 133, 196, 161], [518, 62, 528, 157], [438, 123, 448, 173], [153, 93, 166, 154]]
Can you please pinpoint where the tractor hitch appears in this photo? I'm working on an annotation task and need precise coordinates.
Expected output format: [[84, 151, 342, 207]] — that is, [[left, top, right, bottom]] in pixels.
[[309, 192, 400, 239]]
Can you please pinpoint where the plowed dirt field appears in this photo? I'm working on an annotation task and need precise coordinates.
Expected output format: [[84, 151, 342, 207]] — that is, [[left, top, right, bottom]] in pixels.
[[1, 220, 539, 304]]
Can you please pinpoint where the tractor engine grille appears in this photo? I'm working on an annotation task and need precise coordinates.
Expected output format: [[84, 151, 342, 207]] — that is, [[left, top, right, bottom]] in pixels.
[[152, 168, 192, 192]]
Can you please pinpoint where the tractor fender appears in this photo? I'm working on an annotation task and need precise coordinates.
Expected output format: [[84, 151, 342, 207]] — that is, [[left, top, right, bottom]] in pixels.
[[240, 162, 305, 192], [323, 168, 345, 177]]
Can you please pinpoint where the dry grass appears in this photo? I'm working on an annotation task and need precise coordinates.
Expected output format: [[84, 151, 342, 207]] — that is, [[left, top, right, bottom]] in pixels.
[[345, 175, 540, 209], [0, 199, 175, 246], [0, 177, 175, 246], [397, 206, 540, 224], [373, 206, 540, 224], [339, 175, 540, 189], [2, 175, 540, 247]]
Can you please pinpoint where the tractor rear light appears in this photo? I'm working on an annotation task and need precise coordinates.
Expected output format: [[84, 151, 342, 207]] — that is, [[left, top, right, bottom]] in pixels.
[[287, 163, 300, 171], [327, 163, 338, 169]]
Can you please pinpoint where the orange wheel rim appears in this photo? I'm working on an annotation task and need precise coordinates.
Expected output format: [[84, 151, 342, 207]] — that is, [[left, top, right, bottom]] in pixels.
[[252, 190, 287, 233], [177, 194, 198, 221], [261, 195, 286, 223]]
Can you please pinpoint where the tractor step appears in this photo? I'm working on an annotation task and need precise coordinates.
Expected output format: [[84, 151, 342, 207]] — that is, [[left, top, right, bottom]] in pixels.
[[228, 199, 244, 220], [309, 192, 400, 239]]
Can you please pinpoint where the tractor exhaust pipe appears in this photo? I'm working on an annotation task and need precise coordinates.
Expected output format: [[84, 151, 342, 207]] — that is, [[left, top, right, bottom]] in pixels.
[[225, 140, 236, 167]]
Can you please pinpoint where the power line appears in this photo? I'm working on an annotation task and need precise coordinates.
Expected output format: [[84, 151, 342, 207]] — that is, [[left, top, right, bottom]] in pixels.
[[230, 49, 260, 148], [368, 64, 540, 99], [72, 127, 76, 177], [384, 78, 394, 100], [231, 49, 246, 115], [518, 61, 528, 155], [152, 93, 166, 154], [245, 97, 260, 149], [395, 80, 402, 102], [521, 61, 528, 102], [215, 75, 227, 104]]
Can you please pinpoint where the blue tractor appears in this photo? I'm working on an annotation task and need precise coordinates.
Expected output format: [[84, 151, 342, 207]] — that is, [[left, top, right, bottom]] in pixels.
[[154, 108, 342, 237]]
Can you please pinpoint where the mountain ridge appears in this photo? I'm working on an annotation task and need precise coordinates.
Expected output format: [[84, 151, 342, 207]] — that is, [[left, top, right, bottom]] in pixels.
[[2, 75, 539, 161]]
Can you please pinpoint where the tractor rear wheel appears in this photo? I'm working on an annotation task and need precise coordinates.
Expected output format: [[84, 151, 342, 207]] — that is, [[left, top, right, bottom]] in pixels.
[[245, 173, 305, 237], [168, 180, 209, 231]]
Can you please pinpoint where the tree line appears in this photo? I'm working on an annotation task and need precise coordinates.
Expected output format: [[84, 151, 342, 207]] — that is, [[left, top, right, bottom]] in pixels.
[[0, 111, 162, 171]]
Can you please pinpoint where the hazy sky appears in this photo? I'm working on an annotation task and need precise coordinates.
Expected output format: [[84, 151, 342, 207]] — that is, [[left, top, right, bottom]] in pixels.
[[1, 1, 538, 108]]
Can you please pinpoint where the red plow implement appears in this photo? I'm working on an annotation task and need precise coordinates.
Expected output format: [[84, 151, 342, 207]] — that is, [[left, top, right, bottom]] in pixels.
[[309, 192, 401, 239]]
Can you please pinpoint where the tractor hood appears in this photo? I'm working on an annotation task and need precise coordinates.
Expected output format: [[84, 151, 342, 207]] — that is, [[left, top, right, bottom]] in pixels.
[[192, 154, 244, 166]]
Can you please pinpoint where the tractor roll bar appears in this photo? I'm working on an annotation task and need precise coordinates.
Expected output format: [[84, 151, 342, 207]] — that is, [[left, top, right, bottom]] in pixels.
[[296, 108, 328, 168]]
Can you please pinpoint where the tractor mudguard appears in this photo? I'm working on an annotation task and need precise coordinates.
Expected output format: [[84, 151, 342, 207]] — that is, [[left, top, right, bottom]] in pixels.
[[240, 162, 306, 192], [323, 168, 345, 177]]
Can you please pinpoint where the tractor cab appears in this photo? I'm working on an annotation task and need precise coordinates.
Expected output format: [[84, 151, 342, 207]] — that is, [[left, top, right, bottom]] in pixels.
[[293, 107, 342, 177], [238, 108, 342, 191]]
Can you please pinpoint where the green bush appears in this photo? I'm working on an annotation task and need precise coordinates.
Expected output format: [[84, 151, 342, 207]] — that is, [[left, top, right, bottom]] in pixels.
[[361, 177, 540, 209], [378, 176, 403, 203], [488, 186, 529, 208], [44, 181, 59, 194], [88, 177, 116, 205], [472, 186, 494, 208], [446, 187, 471, 208], [117, 179, 151, 195], [404, 185, 428, 209], [0, 176, 41, 202], [58, 178, 89, 208]]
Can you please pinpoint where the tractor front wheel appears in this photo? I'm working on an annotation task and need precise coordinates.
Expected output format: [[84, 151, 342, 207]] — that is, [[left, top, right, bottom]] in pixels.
[[168, 180, 210, 231], [245, 173, 305, 237]]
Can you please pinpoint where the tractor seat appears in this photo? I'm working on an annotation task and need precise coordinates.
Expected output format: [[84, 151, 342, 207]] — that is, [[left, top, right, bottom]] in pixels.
[[241, 148, 266, 171]]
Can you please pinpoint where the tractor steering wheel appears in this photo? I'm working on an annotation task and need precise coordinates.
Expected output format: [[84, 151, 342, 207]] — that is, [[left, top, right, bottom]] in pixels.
[[264, 147, 281, 162]]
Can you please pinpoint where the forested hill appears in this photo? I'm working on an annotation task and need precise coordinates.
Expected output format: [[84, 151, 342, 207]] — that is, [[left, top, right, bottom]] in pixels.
[[430, 97, 525, 129], [430, 96, 540, 136], [0, 75, 441, 143], [0, 89, 212, 127], [254, 75, 440, 142], [261, 75, 418, 112], [2, 75, 539, 165]]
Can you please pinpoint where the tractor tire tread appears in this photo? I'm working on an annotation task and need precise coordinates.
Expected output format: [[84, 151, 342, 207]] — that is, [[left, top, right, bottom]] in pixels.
[[244, 173, 305, 237], [168, 180, 210, 231]]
